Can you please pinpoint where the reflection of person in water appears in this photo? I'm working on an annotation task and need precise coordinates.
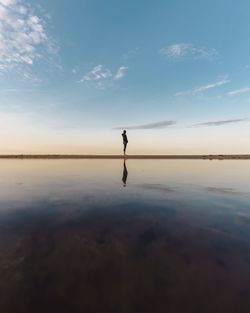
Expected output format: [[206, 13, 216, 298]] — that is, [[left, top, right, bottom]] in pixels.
[[122, 130, 128, 155], [122, 159, 128, 187]]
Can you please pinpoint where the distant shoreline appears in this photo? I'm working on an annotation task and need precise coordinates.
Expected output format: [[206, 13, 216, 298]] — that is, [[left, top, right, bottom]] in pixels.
[[0, 154, 250, 159]]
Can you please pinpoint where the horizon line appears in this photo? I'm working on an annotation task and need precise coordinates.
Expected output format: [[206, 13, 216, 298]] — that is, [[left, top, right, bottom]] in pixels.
[[0, 154, 250, 160]]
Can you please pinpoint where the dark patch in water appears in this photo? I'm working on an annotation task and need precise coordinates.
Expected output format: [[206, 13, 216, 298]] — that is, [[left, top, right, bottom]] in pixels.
[[139, 227, 158, 247], [0, 200, 250, 313], [216, 258, 227, 269]]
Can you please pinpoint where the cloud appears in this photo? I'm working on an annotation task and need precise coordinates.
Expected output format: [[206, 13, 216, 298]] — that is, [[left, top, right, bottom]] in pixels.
[[0, 0, 15, 6], [79, 65, 112, 82], [228, 87, 250, 96], [176, 79, 230, 97], [192, 118, 249, 127], [114, 66, 128, 80], [122, 47, 139, 60], [114, 120, 177, 130], [160, 43, 219, 62], [79, 64, 128, 88], [0, 0, 57, 78], [243, 65, 250, 70], [0, 88, 19, 92]]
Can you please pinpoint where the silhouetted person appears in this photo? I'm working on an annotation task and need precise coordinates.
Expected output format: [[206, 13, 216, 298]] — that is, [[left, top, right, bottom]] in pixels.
[[122, 159, 128, 187], [122, 130, 128, 155]]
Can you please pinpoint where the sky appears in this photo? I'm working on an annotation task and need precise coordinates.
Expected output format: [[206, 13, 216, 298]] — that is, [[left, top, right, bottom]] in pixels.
[[1, 0, 250, 154]]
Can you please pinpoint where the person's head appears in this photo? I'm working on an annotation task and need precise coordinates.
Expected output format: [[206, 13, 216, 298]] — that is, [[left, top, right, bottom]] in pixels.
[[123, 130, 126, 134]]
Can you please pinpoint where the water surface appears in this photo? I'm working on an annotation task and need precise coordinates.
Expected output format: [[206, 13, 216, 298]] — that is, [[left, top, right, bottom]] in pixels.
[[1, 160, 250, 313]]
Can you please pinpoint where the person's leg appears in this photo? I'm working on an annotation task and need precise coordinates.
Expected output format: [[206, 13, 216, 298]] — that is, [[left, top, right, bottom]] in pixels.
[[123, 142, 127, 154]]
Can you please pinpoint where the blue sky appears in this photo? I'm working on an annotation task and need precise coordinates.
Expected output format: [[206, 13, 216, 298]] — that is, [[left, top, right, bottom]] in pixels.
[[1, 0, 250, 154]]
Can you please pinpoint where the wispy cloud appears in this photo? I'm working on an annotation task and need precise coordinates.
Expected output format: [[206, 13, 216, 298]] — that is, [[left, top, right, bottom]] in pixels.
[[0, 88, 19, 92], [192, 118, 249, 127], [78, 64, 128, 88], [114, 66, 128, 80], [243, 65, 250, 70], [191, 80, 230, 93], [228, 87, 250, 96], [160, 43, 219, 62], [0, 0, 58, 79], [79, 65, 112, 82], [122, 47, 139, 60], [176, 79, 230, 97], [114, 120, 177, 130]]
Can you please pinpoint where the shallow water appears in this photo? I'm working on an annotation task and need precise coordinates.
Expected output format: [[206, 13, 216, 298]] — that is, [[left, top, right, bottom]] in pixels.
[[0, 159, 250, 313]]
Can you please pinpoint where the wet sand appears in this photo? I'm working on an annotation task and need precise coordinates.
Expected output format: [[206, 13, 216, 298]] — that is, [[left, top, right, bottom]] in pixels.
[[0, 159, 250, 313], [1, 204, 250, 313]]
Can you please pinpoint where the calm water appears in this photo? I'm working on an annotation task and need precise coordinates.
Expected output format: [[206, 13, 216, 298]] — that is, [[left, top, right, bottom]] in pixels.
[[0, 159, 250, 313]]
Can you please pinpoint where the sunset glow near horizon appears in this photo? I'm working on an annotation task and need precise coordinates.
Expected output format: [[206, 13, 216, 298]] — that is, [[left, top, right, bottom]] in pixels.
[[1, 0, 250, 154]]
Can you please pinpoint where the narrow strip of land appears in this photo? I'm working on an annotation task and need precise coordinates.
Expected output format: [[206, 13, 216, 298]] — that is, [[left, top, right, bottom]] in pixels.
[[0, 154, 249, 159]]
